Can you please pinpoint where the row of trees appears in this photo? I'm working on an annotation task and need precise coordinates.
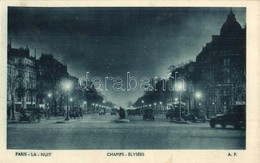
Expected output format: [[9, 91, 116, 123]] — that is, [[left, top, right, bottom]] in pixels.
[[7, 53, 108, 121]]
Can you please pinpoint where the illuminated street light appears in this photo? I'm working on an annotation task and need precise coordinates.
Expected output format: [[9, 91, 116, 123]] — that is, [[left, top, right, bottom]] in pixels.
[[83, 101, 87, 114], [141, 100, 144, 114], [69, 98, 73, 102], [176, 80, 185, 121], [159, 101, 162, 114], [194, 91, 203, 118], [48, 93, 52, 98], [62, 80, 72, 121], [195, 91, 202, 99]]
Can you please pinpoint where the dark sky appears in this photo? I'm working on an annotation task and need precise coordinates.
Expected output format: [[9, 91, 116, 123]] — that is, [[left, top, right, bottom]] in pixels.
[[8, 7, 246, 107]]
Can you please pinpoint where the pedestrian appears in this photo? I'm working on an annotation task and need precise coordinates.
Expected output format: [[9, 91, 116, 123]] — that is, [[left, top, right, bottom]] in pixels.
[[47, 108, 51, 119], [7, 106, 11, 120], [119, 107, 125, 119], [35, 107, 41, 122]]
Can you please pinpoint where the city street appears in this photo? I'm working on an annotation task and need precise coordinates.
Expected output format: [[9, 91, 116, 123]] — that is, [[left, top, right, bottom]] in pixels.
[[7, 114, 245, 149]]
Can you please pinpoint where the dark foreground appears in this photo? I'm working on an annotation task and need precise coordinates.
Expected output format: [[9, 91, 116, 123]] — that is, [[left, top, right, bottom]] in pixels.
[[7, 114, 245, 149]]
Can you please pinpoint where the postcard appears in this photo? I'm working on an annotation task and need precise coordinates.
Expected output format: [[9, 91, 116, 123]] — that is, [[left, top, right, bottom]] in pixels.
[[1, 0, 260, 163]]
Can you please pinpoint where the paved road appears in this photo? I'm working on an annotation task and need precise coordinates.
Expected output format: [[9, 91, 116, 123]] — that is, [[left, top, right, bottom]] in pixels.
[[7, 114, 245, 149]]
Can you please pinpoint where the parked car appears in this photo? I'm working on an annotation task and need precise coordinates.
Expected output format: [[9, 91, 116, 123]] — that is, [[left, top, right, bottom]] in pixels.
[[209, 104, 245, 129], [99, 109, 106, 115], [70, 107, 83, 119], [70, 111, 80, 119], [19, 110, 35, 123], [166, 109, 175, 120], [184, 109, 206, 122], [143, 109, 154, 121], [111, 109, 117, 115]]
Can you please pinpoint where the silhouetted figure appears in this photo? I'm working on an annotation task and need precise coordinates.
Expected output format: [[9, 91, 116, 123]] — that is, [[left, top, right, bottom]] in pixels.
[[7, 106, 11, 120], [34, 107, 41, 122], [119, 107, 125, 119]]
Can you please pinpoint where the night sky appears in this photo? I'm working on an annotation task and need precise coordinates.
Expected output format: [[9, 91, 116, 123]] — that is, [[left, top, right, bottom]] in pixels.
[[8, 7, 246, 107]]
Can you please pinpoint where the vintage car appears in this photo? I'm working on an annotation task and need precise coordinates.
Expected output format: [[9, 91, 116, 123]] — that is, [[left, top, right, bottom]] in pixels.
[[99, 108, 106, 115], [70, 107, 83, 119], [111, 109, 117, 115], [166, 109, 175, 120], [184, 109, 206, 123], [209, 104, 246, 129], [19, 110, 35, 123], [143, 109, 154, 121]]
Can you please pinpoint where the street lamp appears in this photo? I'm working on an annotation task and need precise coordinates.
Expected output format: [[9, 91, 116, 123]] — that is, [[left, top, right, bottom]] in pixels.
[[63, 80, 72, 121], [47, 92, 52, 107], [159, 101, 162, 114], [195, 91, 202, 118], [83, 101, 87, 114], [195, 92, 202, 99], [70, 98, 73, 110], [46, 92, 52, 119], [141, 100, 144, 114], [176, 81, 184, 121]]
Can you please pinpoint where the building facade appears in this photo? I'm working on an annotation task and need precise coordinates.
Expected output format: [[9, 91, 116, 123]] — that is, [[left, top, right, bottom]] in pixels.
[[8, 44, 37, 110], [36, 53, 69, 115], [194, 9, 246, 117]]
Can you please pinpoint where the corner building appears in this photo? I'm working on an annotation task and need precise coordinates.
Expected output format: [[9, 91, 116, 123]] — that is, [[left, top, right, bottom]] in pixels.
[[194, 9, 246, 117]]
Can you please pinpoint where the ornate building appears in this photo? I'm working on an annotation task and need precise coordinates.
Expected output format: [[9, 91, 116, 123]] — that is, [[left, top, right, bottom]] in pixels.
[[194, 9, 246, 117], [8, 43, 37, 110]]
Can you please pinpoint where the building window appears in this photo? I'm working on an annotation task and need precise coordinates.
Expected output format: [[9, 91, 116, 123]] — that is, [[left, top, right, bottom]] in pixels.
[[227, 77, 230, 83], [224, 58, 230, 66], [26, 94, 30, 102]]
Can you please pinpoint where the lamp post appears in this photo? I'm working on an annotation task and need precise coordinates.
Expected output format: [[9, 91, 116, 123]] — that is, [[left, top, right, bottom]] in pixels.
[[176, 81, 184, 121], [195, 91, 202, 118], [141, 100, 144, 114], [70, 98, 73, 111], [46, 93, 52, 119], [154, 103, 157, 113], [83, 101, 87, 113], [159, 101, 162, 114], [63, 81, 72, 121], [212, 102, 216, 115], [95, 104, 98, 112]]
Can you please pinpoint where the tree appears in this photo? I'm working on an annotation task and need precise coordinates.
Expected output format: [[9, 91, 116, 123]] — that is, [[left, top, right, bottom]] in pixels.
[[8, 66, 18, 121]]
